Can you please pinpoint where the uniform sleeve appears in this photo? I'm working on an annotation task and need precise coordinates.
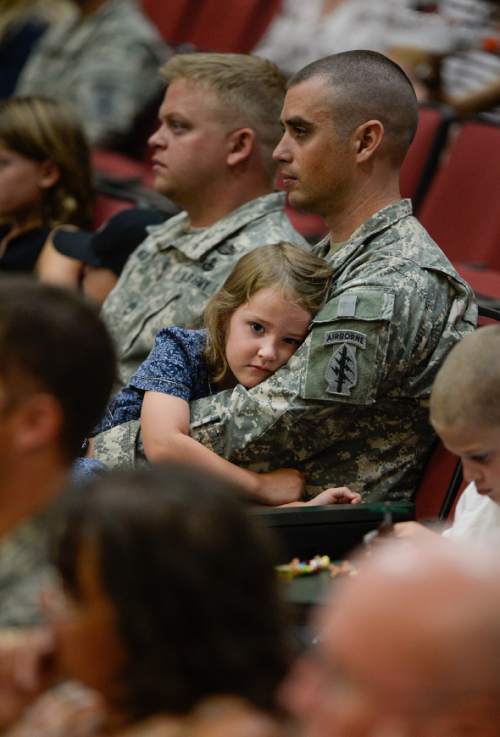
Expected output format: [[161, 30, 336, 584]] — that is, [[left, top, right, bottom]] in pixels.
[[189, 287, 399, 464]]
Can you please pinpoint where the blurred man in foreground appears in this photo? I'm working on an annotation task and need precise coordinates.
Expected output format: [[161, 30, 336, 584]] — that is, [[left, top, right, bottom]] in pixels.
[[285, 536, 500, 737]]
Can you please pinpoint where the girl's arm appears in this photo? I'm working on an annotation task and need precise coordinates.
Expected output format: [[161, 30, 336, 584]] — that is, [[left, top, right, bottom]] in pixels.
[[141, 391, 304, 506]]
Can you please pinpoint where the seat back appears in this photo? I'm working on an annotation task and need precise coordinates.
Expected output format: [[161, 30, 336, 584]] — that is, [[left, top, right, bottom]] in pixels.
[[93, 195, 132, 229], [141, 0, 198, 44], [415, 441, 464, 521], [418, 119, 500, 269], [400, 104, 452, 212], [183, 0, 264, 52]]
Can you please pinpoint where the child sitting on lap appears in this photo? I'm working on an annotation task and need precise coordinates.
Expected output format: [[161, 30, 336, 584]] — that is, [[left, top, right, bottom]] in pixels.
[[92, 242, 360, 507]]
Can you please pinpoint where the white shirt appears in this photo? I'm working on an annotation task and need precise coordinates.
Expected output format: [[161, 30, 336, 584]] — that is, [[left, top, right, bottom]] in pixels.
[[443, 482, 500, 541]]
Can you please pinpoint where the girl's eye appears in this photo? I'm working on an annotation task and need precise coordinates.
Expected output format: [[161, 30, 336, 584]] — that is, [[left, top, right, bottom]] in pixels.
[[283, 337, 302, 347], [250, 322, 264, 334]]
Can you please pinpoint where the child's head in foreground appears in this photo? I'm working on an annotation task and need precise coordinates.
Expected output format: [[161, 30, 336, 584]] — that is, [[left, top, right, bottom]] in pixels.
[[430, 325, 500, 504], [204, 242, 332, 387], [50, 464, 290, 721], [0, 96, 93, 229]]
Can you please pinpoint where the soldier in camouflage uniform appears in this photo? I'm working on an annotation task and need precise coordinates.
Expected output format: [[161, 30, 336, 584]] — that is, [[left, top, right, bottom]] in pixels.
[[0, 280, 115, 627], [100, 53, 308, 390], [15, 0, 169, 149], [185, 51, 477, 502]]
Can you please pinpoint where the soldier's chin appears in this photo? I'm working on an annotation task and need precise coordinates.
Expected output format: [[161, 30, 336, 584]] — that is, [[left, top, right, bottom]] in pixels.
[[287, 190, 307, 210], [288, 190, 319, 215]]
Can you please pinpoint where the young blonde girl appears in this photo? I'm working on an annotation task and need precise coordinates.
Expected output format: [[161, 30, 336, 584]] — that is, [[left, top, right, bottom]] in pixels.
[[0, 95, 93, 272], [92, 243, 360, 505]]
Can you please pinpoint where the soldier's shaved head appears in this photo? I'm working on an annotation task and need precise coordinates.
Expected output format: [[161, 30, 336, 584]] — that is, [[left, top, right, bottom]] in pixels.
[[289, 50, 419, 166], [431, 325, 500, 429]]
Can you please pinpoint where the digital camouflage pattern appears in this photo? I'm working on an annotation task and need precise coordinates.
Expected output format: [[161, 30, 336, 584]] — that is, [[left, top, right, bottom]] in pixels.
[[101, 192, 308, 389], [0, 510, 56, 627], [187, 200, 477, 502], [16, 0, 169, 147]]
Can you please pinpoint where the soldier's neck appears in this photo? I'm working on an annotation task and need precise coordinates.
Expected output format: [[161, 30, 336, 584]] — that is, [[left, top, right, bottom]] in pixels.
[[185, 180, 273, 229], [325, 184, 401, 244]]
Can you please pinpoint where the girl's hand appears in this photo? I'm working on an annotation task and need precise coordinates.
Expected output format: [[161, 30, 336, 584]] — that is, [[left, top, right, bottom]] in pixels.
[[257, 468, 304, 505], [303, 486, 362, 506]]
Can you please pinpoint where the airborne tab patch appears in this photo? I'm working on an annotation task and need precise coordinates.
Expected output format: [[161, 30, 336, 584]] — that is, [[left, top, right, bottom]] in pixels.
[[323, 330, 367, 349], [323, 330, 367, 396]]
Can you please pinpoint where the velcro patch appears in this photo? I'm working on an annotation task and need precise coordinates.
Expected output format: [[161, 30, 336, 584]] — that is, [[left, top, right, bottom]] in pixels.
[[336, 294, 357, 318]]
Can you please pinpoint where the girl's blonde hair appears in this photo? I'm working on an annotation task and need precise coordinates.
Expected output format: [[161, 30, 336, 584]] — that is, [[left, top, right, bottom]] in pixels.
[[0, 96, 93, 228], [204, 242, 333, 383]]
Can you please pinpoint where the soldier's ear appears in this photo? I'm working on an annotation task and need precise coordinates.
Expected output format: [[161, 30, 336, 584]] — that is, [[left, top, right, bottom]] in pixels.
[[353, 120, 384, 163], [226, 128, 255, 167]]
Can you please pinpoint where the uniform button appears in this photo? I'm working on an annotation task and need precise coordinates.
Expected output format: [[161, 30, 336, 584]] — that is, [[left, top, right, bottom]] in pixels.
[[202, 258, 216, 271], [217, 243, 235, 255]]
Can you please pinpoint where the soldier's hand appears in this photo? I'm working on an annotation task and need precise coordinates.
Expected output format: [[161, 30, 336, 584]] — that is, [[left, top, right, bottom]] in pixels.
[[257, 468, 304, 505]]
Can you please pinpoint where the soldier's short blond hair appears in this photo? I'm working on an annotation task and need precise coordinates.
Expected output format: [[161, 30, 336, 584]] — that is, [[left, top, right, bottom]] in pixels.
[[430, 325, 500, 430], [161, 53, 286, 176]]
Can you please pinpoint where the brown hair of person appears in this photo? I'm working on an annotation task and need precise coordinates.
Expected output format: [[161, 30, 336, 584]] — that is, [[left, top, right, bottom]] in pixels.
[[0, 96, 94, 227]]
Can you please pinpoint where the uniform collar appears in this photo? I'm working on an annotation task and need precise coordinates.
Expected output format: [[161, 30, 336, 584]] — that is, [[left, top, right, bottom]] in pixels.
[[316, 199, 413, 264], [149, 192, 287, 260]]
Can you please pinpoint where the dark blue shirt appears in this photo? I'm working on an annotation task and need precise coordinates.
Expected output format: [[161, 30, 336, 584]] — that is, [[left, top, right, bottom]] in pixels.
[[94, 327, 210, 434]]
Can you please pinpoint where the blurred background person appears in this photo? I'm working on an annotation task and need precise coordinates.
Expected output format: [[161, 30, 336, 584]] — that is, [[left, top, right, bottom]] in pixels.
[[0, 96, 93, 273], [0, 279, 115, 632], [37, 207, 170, 305], [284, 536, 500, 737], [15, 0, 170, 152], [5, 465, 290, 737], [0, 0, 71, 99]]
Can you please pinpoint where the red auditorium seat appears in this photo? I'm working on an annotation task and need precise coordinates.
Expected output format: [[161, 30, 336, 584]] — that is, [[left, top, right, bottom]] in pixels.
[[141, 0, 198, 44], [93, 194, 132, 229], [415, 441, 465, 521], [92, 149, 153, 187], [418, 119, 500, 270], [400, 104, 453, 211], [183, 0, 266, 52]]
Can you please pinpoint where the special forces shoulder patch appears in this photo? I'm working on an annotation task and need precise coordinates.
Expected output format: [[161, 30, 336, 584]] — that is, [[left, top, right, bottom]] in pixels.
[[323, 330, 367, 396]]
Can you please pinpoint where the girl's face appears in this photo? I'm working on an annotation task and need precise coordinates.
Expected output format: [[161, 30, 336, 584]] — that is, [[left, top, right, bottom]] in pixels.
[[46, 542, 125, 707], [224, 287, 311, 389], [0, 146, 55, 224]]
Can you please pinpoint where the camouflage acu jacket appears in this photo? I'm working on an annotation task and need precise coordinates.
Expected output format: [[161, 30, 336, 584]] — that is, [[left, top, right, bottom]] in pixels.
[[0, 510, 55, 628], [101, 192, 308, 388], [188, 200, 477, 502], [16, 0, 169, 147]]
